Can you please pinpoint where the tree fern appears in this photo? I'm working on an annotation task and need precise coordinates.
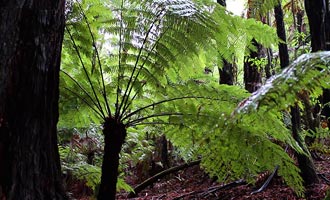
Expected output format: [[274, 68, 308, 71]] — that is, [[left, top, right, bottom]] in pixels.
[[60, 0, 294, 198]]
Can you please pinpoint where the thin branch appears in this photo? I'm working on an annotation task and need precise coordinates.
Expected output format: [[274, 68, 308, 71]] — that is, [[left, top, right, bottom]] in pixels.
[[65, 27, 106, 119], [127, 159, 201, 198], [251, 165, 279, 195], [76, 1, 112, 117]]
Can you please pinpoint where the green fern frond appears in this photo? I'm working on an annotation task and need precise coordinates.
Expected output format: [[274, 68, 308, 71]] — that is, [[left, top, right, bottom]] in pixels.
[[235, 51, 330, 114]]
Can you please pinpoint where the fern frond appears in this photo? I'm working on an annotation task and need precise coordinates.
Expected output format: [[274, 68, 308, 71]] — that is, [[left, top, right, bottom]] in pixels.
[[235, 51, 330, 114]]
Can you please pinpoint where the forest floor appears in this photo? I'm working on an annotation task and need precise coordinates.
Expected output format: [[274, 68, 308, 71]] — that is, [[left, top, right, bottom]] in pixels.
[[70, 152, 330, 200], [116, 153, 330, 200]]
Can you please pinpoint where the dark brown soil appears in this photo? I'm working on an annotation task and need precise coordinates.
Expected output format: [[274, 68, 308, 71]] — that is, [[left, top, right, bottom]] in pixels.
[[70, 153, 330, 199], [116, 156, 330, 200]]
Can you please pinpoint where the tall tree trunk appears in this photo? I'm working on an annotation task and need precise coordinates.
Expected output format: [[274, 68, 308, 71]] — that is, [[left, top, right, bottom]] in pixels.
[[326, 0, 330, 50], [0, 1, 67, 199], [274, 2, 319, 186], [244, 1, 264, 93], [217, 0, 235, 85], [244, 39, 263, 93], [291, 104, 319, 185], [217, 0, 226, 7], [323, 0, 330, 127], [305, 0, 326, 52], [219, 60, 234, 85], [98, 117, 127, 200], [305, 0, 330, 133]]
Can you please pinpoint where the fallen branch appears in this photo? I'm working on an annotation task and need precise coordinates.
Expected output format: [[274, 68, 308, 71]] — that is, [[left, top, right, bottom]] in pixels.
[[173, 179, 247, 200], [251, 165, 279, 195], [318, 173, 330, 184], [127, 159, 201, 198], [202, 179, 246, 196]]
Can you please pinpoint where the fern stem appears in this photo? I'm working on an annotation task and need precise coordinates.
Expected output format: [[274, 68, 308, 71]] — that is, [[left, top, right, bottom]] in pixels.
[[60, 70, 102, 113], [130, 122, 182, 126], [120, 25, 171, 119], [115, 0, 125, 120], [116, 6, 166, 120], [76, 1, 112, 117], [126, 112, 185, 126], [63, 87, 104, 119], [65, 27, 106, 119], [122, 96, 207, 121]]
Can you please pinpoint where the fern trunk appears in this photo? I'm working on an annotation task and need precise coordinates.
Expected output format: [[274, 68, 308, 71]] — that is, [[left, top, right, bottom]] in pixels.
[[98, 117, 127, 200]]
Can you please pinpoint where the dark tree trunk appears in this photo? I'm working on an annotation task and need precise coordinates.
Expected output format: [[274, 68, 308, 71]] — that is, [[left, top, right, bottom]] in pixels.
[[0, 1, 67, 199], [219, 60, 234, 85], [326, 0, 330, 50], [274, 4, 290, 68], [321, 89, 330, 126], [296, 10, 305, 45], [244, 39, 263, 93], [291, 104, 319, 185], [217, 0, 235, 85], [98, 117, 127, 200], [305, 0, 326, 52], [244, 2, 264, 93], [323, 1, 330, 126], [274, 2, 319, 186], [217, 0, 226, 7], [305, 0, 330, 135]]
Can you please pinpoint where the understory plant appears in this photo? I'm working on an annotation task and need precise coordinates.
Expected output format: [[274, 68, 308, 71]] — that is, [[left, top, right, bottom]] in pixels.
[[59, 0, 325, 198]]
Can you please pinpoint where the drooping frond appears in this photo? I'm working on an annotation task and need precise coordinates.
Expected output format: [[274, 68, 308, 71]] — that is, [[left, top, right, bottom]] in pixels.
[[235, 51, 330, 114], [213, 51, 330, 195]]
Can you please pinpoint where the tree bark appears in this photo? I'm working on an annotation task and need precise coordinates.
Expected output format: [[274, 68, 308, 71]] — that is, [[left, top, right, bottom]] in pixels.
[[217, 0, 226, 7], [305, 0, 330, 139], [326, 0, 330, 50], [274, 2, 319, 186], [219, 60, 234, 85], [0, 1, 67, 199], [98, 117, 127, 200], [217, 0, 235, 85], [244, 1, 264, 93], [305, 0, 326, 52], [291, 104, 319, 185], [244, 39, 263, 93]]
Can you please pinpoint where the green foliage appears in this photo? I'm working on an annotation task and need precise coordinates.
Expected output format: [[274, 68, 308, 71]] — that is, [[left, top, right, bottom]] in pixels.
[[235, 52, 330, 114], [59, 0, 317, 197], [58, 128, 134, 194], [247, 0, 282, 18], [229, 51, 330, 195]]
